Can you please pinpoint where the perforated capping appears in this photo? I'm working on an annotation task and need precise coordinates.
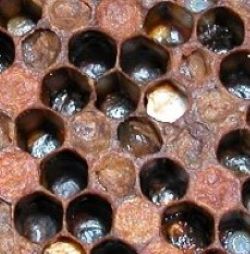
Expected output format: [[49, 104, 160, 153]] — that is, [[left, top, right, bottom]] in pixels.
[[0, 0, 249, 254]]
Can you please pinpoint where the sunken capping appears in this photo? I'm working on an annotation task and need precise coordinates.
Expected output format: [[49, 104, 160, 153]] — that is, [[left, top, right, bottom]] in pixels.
[[15, 108, 65, 159], [14, 192, 63, 244]]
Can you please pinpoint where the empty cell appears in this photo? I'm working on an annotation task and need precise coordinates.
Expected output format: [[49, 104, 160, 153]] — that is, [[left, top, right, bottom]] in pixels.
[[140, 158, 188, 205], [42, 67, 91, 117], [66, 194, 112, 244], [69, 31, 116, 79], [120, 36, 169, 84], [197, 7, 244, 53], [161, 203, 214, 252], [16, 108, 65, 159], [117, 117, 163, 157], [96, 72, 140, 120], [91, 240, 137, 254], [217, 129, 250, 175], [219, 211, 250, 254], [242, 179, 250, 211], [14, 192, 63, 244], [144, 2, 193, 47], [145, 81, 188, 123], [185, 0, 217, 13], [0, 31, 15, 73], [0, 0, 42, 36], [220, 51, 250, 99], [40, 150, 88, 199]]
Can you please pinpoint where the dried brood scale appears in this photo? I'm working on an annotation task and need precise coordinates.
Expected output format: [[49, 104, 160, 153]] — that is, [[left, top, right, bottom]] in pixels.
[[0, 0, 249, 253]]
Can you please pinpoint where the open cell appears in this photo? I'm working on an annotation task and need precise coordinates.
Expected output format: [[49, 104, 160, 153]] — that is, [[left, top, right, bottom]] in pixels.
[[42, 67, 91, 116], [242, 179, 250, 211], [120, 36, 169, 84], [14, 192, 63, 244], [197, 7, 244, 53], [0, 31, 15, 73], [185, 0, 217, 13], [117, 117, 163, 157], [220, 51, 250, 99], [140, 158, 188, 206], [16, 108, 65, 159], [66, 194, 112, 244], [217, 129, 250, 175], [69, 31, 116, 79], [96, 72, 140, 120], [161, 203, 214, 252], [144, 2, 194, 47], [145, 81, 188, 123], [219, 211, 250, 254], [40, 150, 88, 199], [91, 240, 137, 254], [0, 0, 42, 36]]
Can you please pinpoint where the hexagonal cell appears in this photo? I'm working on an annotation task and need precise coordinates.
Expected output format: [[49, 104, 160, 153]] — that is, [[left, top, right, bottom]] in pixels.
[[161, 202, 214, 252], [197, 7, 244, 54], [0, 31, 15, 73], [144, 2, 194, 47], [217, 129, 250, 175], [0, 112, 14, 151], [91, 240, 137, 254], [219, 211, 250, 254], [185, 0, 217, 13], [95, 72, 140, 120], [22, 29, 61, 70], [242, 179, 250, 211], [145, 81, 188, 123], [220, 51, 250, 99], [120, 36, 169, 84], [66, 194, 113, 244], [0, 0, 42, 36], [42, 67, 91, 117], [117, 117, 163, 157], [40, 150, 88, 199], [16, 108, 65, 159], [43, 237, 86, 254], [180, 49, 209, 81], [94, 153, 136, 198], [68, 31, 117, 79], [14, 192, 63, 244], [140, 158, 189, 206]]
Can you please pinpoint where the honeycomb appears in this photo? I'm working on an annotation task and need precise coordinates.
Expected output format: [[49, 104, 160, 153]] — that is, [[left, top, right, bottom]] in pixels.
[[0, 0, 249, 253]]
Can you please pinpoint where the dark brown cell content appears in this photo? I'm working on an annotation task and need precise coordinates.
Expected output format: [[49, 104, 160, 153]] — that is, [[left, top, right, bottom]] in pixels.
[[117, 117, 163, 157], [0, 0, 250, 253]]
